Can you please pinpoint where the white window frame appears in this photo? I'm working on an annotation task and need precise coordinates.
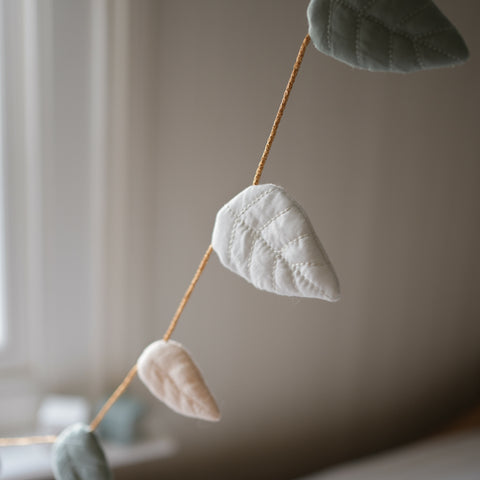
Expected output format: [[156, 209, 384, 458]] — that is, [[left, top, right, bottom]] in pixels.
[[0, 0, 159, 432], [0, 0, 42, 370], [0, 0, 9, 354], [0, 0, 46, 431]]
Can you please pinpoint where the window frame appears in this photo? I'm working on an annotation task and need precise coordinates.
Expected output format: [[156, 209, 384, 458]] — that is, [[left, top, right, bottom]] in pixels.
[[0, 0, 47, 432], [0, 0, 159, 432], [0, 0, 41, 371]]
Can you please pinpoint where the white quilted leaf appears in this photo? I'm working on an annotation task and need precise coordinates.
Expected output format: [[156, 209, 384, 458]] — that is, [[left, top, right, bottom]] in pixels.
[[137, 340, 220, 422], [212, 184, 340, 301]]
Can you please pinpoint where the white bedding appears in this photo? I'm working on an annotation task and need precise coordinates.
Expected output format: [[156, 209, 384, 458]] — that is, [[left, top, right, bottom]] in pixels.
[[298, 429, 480, 480]]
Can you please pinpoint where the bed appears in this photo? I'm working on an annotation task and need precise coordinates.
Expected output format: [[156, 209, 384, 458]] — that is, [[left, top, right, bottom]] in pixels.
[[297, 407, 480, 480]]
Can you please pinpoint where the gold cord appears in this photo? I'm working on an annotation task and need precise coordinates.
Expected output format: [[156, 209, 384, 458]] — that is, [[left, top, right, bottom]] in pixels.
[[0, 33, 310, 447], [162, 34, 310, 344], [163, 244, 214, 342], [89, 364, 139, 431], [252, 34, 310, 185], [0, 435, 57, 447]]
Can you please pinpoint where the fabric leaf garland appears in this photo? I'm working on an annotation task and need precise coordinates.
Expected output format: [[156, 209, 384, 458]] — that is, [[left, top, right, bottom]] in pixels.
[[212, 184, 340, 301], [307, 0, 469, 72], [137, 340, 220, 422], [52, 423, 112, 480]]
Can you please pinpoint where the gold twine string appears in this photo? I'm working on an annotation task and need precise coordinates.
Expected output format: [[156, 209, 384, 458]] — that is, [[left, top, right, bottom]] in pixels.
[[253, 33, 311, 186], [0, 435, 57, 447], [89, 364, 139, 431], [0, 33, 311, 447], [163, 244, 214, 342], [162, 33, 311, 343]]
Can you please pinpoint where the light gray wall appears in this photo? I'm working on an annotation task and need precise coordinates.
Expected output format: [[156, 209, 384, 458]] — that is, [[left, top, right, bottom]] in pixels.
[[122, 1, 480, 478]]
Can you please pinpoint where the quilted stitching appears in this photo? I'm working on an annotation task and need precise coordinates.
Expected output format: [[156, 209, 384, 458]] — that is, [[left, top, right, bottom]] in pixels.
[[327, 0, 333, 50], [137, 340, 220, 422], [397, 2, 431, 26], [212, 184, 340, 301], [225, 206, 332, 298], [259, 206, 294, 232], [307, 0, 469, 72], [226, 186, 276, 263]]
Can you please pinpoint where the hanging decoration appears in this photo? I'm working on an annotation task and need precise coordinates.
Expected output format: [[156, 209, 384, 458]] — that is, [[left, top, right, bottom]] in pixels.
[[52, 423, 112, 480], [0, 2, 469, 478], [137, 340, 220, 422], [307, 0, 469, 72], [212, 184, 340, 301]]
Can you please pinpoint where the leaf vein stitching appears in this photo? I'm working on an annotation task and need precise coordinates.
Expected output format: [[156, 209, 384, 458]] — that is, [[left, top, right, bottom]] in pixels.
[[335, 0, 463, 60], [236, 187, 276, 217], [291, 264, 333, 299], [227, 217, 239, 264], [290, 261, 328, 268], [417, 26, 455, 39], [225, 207, 334, 299], [259, 205, 294, 232], [278, 256, 334, 300], [327, 0, 333, 51], [247, 236, 259, 278], [397, 1, 431, 26], [279, 233, 312, 252], [413, 41, 424, 69], [271, 255, 279, 293], [388, 30, 393, 69], [355, 16, 362, 66], [417, 38, 463, 61]]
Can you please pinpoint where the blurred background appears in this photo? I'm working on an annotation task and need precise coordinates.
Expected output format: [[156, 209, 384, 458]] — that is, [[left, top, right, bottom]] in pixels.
[[0, 0, 479, 479]]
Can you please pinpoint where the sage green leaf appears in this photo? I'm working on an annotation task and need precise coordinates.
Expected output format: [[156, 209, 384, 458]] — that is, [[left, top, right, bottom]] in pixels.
[[52, 423, 113, 480], [307, 0, 469, 72]]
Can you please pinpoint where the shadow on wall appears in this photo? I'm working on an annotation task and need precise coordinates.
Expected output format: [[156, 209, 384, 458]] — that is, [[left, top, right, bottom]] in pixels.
[[135, 0, 480, 478]]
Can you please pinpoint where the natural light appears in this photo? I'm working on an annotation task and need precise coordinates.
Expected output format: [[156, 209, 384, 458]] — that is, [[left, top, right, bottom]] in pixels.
[[0, 24, 6, 350], [0, 156, 5, 349], [0, 202, 5, 352]]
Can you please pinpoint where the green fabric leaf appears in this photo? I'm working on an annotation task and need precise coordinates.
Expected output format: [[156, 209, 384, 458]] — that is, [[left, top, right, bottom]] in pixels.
[[52, 423, 113, 480], [307, 0, 469, 72]]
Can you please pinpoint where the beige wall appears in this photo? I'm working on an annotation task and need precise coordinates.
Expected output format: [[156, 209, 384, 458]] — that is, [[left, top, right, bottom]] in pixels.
[[122, 1, 480, 478]]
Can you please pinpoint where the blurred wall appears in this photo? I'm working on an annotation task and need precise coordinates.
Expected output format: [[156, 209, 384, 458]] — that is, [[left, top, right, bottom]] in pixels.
[[119, 1, 480, 478]]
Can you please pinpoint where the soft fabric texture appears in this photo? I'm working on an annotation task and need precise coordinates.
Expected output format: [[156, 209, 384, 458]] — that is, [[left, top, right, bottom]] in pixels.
[[307, 0, 469, 72], [137, 340, 220, 422], [52, 423, 112, 480], [212, 184, 340, 301]]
